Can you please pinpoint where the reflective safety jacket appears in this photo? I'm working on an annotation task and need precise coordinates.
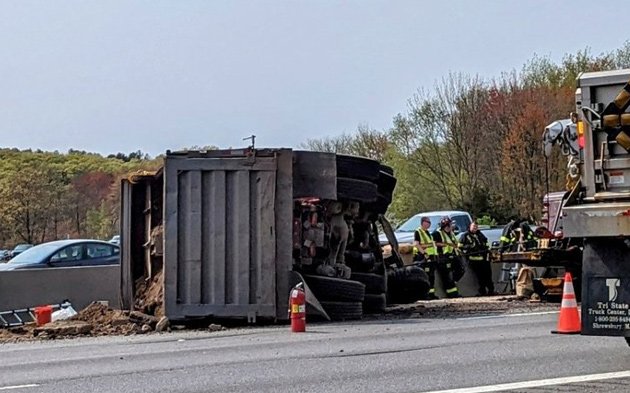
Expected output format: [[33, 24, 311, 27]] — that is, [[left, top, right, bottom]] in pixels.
[[500, 219, 537, 248], [432, 229, 458, 255], [458, 231, 489, 261], [413, 228, 437, 256]]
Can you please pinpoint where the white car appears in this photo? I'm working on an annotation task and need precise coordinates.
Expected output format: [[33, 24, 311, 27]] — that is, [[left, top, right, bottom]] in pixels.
[[109, 235, 120, 245]]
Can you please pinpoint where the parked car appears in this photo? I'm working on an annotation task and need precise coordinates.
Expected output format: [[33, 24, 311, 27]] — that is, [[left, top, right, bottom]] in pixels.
[[10, 244, 33, 258], [0, 240, 120, 271], [109, 235, 120, 245], [482, 227, 505, 248], [379, 210, 473, 245]]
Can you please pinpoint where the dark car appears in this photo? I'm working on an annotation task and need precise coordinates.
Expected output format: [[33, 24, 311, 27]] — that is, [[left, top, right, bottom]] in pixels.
[[0, 240, 120, 271], [482, 226, 505, 249]]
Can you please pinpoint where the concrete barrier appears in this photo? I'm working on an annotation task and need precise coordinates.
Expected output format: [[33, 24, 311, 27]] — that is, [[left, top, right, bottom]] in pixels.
[[434, 261, 516, 298], [0, 265, 120, 312]]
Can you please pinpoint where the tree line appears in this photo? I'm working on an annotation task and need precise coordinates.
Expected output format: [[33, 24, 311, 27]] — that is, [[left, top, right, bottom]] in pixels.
[[2, 43, 629, 246], [0, 149, 159, 247], [303, 43, 630, 225]]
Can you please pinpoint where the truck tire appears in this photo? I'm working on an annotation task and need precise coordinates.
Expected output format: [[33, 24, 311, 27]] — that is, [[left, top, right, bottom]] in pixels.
[[387, 266, 430, 304], [336, 155, 381, 182], [380, 164, 394, 176], [350, 272, 386, 294], [320, 301, 363, 321], [388, 265, 430, 286], [337, 177, 378, 203], [376, 170, 397, 199], [303, 274, 366, 302], [363, 293, 387, 314], [363, 193, 391, 215]]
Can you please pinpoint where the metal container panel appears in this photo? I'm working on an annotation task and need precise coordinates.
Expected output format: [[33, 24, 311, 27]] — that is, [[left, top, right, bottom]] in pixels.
[[562, 202, 630, 238], [292, 151, 337, 199], [579, 70, 630, 198], [163, 153, 290, 320], [120, 180, 133, 310], [542, 191, 566, 232]]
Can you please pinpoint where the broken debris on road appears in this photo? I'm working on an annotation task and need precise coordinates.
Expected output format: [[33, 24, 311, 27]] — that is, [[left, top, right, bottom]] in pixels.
[[0, 296, 558, 343], [0, 302, 168, 343]]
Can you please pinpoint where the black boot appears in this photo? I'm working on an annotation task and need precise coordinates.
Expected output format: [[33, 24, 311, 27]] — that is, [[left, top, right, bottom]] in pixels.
[[424, 290, 438, 300]]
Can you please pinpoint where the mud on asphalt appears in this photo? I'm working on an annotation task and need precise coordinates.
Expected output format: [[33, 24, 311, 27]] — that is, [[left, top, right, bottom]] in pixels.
[[370, 295, 560, 320], [0, 296, 559, 344]]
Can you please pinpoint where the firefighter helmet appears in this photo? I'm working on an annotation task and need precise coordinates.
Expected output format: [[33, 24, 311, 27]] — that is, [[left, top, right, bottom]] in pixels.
[[439, 217, 452, 228]]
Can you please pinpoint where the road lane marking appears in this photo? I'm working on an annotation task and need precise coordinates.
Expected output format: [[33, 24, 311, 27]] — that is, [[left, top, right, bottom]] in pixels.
[[421, 370, 630, 393], [457, 311, 559, 320], [0, 385, 39, 391]]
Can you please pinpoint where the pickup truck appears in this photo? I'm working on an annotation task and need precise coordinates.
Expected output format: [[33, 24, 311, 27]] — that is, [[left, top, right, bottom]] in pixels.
[[379, 210, 473, 246]]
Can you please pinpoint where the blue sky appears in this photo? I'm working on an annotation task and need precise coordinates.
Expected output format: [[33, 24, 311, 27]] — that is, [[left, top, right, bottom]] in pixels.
[[0, 0, 627, 156]]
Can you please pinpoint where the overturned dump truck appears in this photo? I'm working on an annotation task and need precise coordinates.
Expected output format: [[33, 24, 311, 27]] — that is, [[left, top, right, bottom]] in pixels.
[[120, 148, 414, 323]]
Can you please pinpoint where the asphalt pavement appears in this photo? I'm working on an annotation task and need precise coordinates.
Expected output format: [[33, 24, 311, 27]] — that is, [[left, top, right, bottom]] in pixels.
[[1, 311, 630, 392]]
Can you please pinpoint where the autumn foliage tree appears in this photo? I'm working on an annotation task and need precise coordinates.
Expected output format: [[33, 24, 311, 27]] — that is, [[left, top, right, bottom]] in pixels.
[[302, 43, 630, 223]]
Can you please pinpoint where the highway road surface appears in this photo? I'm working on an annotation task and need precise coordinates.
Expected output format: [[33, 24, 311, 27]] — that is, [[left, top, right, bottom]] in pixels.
[[1, 311, 630, 392]]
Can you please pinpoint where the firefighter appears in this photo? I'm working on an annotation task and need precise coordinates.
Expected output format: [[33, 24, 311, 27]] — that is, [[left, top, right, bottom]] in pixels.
[[431, 217, 461, 298], [499, 219, 518, 251], [413, 216, 438, 300], [519, 221, 538, 249], [459, 222, 496, 296], [500, 218, 538, 251]]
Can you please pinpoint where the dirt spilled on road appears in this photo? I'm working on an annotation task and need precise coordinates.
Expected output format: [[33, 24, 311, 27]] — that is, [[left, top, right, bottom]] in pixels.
[[376, 295, 559, 320], [0, 296, 558, 343], [0, 303, 159, 343], [134, 269, 164, 318], [71, 303, 146, 336]]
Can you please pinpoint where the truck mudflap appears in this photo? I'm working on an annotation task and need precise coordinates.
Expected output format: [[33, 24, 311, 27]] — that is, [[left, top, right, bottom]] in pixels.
[[581, 238, 630, 336], [289, 271, 330, 321]]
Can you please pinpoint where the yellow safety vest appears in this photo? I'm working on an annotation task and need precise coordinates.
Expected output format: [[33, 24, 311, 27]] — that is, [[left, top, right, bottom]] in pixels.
[[439, 230, 457, 255], [414, 228, 437, 256]]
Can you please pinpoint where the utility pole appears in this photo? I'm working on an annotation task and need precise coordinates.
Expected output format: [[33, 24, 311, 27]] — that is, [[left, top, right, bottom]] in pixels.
[[243, 134, 256, 150]]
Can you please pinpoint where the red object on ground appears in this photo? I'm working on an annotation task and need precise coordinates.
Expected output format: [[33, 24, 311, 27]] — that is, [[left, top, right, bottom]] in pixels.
[[552, 273, 581, 334], [34, 305, 53, 326], [289, 284, 306, 333]]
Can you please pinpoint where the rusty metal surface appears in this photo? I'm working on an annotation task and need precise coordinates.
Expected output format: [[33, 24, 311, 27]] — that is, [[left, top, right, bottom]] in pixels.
[[292, 151, 336, 200], [490, 248, 580, 268]]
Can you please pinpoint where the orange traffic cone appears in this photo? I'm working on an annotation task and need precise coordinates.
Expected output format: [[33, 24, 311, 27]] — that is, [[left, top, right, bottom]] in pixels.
[[551, 272, 581, 334]]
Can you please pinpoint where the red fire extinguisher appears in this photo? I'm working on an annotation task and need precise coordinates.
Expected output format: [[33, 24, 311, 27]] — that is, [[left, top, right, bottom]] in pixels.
[[289, 282, 306, 332]]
